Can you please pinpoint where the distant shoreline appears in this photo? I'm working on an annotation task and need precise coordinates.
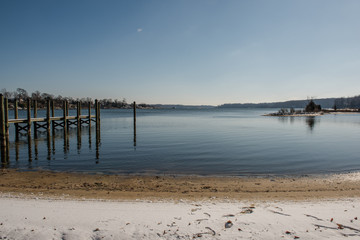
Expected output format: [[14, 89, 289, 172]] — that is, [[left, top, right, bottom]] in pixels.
[[263, 109, 360, 117]]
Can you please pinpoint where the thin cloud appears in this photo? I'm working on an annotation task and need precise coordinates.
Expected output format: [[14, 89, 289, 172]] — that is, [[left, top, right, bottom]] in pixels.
[[137, 28, 143, 32]]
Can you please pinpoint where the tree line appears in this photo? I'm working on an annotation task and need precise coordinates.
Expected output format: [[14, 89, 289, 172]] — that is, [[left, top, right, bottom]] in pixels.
[[334, 95, 360, 109], [0, 88, 152, 109], [219, 95, 360, 109]]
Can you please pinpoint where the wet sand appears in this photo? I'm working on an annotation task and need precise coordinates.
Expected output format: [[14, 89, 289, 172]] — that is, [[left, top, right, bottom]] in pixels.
[[1, 169, 360, 201]]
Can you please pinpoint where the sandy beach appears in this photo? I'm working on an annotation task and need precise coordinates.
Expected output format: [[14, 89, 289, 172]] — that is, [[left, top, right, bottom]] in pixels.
[[1, 169, 360, 201], [1, 195, 359, 240], [1, 170, 360, 239]]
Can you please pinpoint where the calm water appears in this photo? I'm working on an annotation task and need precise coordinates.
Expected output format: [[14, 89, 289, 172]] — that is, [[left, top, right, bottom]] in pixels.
[[2, 108, 360, 176]]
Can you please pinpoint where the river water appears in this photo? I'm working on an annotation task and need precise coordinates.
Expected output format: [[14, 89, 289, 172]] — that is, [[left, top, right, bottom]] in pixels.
[[3, 108, 360, 176]]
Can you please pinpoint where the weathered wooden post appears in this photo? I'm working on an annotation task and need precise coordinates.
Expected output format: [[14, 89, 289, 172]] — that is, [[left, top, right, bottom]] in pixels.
[[95, 99, 100, 161], [4, 98, 9, 163], [27, 98, 31, 135], [63, 100, 67, 138], [133, 101, 136, 146], [88, 102, 91, 128], [33, 100, 38, 136], [46, 100, 51, 132], [0, 95, 5, 138], [14, 99, 19, 139], [33, 100, 37, 118], [98, 101, 100, 123], [0, 94, 6, 149], [66, 101, 69, 130], [51, 100, 55, 117], [95, 99, 97, 123], [63, 100, 67, 126], [77, 101, 81, 127], [97, 100, 100, 126], [51, 100, 55, 132], [66, 101, 69, 116], [2, 97, 9, 165], [4, 98, 9, 137], [95, 99, 99, 131]]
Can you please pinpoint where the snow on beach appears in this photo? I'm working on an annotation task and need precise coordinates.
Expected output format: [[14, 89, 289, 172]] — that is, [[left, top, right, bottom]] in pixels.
[[0, 195, 359, 240]]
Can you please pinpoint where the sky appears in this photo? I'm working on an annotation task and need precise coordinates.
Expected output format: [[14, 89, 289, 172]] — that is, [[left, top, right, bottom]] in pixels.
[[1, 0, 360, 105]]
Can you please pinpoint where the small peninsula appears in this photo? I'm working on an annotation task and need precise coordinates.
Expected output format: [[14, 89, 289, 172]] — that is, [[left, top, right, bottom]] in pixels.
[[265, 100, 360, 117]]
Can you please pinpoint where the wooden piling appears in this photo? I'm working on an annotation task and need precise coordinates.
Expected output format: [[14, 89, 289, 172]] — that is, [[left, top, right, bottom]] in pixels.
[[4, 98, 9, 137], [63, 100, 67, 126], [0, 95, 5, 146], [95, 99, 97, 120], [47, 100, 51, 131], [88, 102, 91, 128], [95, 99, 99, 131], [33, 100, 38, 134], [133, 101, 136, 125], [27, 98, 31, 135], [66, 101, 69, 130], [14, 99, 19, 140], [51, 100, 55, 132], [77, 101, 81, 127], [133, 101, 136, 146], [98, 101, 100, 123], [66, 101, 69, 116], [63, 100, 68, 137], [33, 100, 38, 118], [51, 100, 55, 117]]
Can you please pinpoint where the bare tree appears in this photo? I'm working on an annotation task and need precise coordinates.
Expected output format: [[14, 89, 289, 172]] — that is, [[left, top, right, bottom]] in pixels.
[[41, 93, 54, 100], [1, 88, 12, 98], [31, 90, 42, 100], [16, 88, 29, 101]]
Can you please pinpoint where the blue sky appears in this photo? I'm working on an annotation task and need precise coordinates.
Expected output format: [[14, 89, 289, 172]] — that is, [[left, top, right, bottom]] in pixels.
[[1, 0, 359, 105]]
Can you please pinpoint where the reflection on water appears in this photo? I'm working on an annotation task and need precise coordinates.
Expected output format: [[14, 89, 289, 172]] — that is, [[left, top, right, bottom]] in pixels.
[[1, 126, 101, 167], [277, 116, 319, 132], [1, 139, 9, 168], [133, 122, 136, 148], [306, 117, 317, 131]]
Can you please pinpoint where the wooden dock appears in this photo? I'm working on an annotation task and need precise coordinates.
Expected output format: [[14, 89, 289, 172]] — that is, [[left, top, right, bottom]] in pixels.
[[0, 94, 100, 160]]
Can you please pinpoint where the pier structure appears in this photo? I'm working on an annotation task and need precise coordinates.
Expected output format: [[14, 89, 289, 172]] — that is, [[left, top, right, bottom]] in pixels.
[[0, 94, 100, 162]]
